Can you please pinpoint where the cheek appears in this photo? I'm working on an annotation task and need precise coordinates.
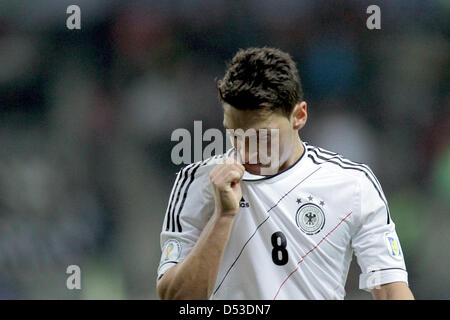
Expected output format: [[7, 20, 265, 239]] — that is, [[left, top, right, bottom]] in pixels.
[[276, 133, 292, 162], [260, 133, 283, 161]]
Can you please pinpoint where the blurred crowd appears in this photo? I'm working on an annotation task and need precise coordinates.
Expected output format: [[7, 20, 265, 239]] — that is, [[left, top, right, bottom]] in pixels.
[[0, 0, 448, 299]]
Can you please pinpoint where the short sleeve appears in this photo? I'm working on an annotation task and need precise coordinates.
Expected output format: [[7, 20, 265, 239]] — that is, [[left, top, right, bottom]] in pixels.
[[157, 161, 215, 281], [351, 173, 408, 292]]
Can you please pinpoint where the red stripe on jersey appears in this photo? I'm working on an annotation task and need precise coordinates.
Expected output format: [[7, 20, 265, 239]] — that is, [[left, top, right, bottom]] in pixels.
[[273, 211, 353, 300]]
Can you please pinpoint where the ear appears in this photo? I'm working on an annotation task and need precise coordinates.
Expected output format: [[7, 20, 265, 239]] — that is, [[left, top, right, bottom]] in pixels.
[[291, 101, 307, 130]]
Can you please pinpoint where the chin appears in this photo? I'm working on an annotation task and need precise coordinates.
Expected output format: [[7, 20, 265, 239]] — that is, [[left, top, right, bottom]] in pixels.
[[244, 163, 262, 175], [244, 163, 277, 176]]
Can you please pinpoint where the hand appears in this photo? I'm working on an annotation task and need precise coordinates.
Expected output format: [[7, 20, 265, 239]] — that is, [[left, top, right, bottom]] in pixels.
[[209, 158, 245, 217]]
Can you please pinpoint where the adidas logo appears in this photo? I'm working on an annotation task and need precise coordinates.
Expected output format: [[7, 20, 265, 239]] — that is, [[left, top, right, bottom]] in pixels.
[[240, 196, 250, 208]]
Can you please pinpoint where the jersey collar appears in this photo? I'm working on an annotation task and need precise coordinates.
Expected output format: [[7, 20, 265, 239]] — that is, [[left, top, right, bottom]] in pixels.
[[242, 142, 308, 182]]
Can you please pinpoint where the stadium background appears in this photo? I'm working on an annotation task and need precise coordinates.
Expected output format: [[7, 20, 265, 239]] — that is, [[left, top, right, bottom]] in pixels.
[[0, 0, 448, 299]]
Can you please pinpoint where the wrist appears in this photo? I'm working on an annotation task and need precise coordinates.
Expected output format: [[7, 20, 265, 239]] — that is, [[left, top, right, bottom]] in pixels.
[[213, 209, 237, 221]]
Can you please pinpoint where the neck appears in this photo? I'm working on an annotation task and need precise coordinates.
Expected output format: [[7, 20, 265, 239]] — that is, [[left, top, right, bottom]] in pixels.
[[278, 136, 304, 173]]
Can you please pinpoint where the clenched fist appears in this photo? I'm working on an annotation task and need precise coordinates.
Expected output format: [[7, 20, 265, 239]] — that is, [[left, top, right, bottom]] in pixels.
[[209, 158, 245, 217]]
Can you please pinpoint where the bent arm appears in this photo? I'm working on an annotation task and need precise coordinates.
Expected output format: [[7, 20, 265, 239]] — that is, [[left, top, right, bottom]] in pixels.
[[371, 282, 414, 300], [157, 213, 235, 300]]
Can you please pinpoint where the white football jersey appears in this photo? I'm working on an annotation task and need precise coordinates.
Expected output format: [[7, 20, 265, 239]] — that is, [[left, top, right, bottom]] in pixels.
[[157, 142, 408, 300]]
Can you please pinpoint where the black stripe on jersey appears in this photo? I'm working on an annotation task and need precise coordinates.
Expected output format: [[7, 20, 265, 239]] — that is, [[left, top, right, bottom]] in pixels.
[[307, 146, 386, 199], [306, 146, 391, 222], [170, 155, 221, 232], [369, 267, 406, 273], [171, 162, 202, 232], [307, 151, 390, 224], [166, 162, 198, 232], [175, 161, 205, 232], [306, 144, 385, 197], [165, 172, 181, 231]]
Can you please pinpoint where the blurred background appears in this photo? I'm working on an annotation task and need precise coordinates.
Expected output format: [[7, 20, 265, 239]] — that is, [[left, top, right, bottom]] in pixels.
[[0, 0, 448, 299]]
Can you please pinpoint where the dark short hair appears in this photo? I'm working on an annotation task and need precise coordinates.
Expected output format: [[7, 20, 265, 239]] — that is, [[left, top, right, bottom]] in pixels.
[[217, 47, 303, 117]]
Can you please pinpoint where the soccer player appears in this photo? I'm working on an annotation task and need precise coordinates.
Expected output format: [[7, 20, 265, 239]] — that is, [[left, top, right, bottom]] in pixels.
[[156, 47, 414, 300]]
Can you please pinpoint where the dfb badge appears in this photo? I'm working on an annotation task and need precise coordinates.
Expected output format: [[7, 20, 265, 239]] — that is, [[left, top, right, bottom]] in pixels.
[[296, 203, 325, 235]]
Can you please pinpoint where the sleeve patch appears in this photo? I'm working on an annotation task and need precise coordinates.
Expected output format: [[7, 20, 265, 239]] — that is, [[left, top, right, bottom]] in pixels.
[[384, 232, 402, 259], [160, 239, 182, 264]]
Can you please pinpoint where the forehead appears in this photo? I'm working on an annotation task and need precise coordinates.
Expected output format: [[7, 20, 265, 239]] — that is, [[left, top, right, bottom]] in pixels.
[[222, 103, 284, 130]]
